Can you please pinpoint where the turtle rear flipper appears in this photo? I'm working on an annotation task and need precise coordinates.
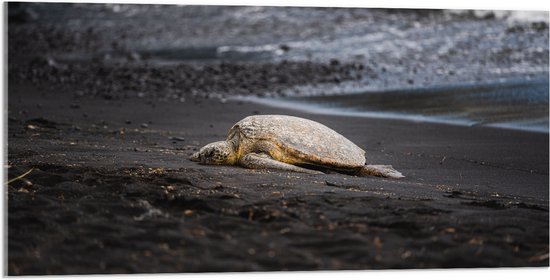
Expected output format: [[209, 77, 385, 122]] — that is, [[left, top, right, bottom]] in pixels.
[[358, 165, 404, 179], [240, 153, 323, 175]]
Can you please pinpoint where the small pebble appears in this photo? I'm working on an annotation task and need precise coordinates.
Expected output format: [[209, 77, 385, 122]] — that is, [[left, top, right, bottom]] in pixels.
[[169, 136, 185, 142], [279, 44, 290, 52], [183, 209, 193, 216]]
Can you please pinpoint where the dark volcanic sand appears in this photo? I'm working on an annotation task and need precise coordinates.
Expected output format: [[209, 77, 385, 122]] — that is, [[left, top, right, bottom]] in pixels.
[[5, 2, 549, 275], [7, 82, 549, 274]]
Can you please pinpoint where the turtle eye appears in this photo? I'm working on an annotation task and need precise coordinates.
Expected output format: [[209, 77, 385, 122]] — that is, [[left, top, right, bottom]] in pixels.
[[203, 148, 221, 163]]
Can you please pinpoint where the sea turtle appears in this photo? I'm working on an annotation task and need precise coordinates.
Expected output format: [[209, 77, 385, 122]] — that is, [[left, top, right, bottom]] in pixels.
[[190, 115, 404, 178]]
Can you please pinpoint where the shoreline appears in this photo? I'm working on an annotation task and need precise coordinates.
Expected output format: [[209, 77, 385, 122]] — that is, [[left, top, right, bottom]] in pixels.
[[233, 95, 550, 134]]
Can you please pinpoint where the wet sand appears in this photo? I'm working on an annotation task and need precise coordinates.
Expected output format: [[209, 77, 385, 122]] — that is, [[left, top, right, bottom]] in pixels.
[[6, 81, 548, 274]]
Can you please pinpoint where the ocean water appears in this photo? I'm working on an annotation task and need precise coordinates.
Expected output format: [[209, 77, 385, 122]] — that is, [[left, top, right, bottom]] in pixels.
[[237, 78, 549, 133], [209, 9, 549, 133], [24, 4, 550, 133], [128, 7, 549, 134]]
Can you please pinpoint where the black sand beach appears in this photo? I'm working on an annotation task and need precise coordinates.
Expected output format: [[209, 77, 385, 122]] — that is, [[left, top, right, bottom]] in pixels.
[[5, 3, 549, 275]]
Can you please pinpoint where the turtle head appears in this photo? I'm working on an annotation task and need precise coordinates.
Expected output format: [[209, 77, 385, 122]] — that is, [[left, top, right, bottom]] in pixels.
[[190, 141, 236, 165]]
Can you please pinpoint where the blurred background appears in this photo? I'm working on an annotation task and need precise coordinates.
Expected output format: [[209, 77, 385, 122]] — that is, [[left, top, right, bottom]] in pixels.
[[8, 2, 549, 132]]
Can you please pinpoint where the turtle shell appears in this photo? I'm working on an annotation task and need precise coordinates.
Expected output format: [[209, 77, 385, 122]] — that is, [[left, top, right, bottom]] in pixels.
[[229, 115, 366, 169]]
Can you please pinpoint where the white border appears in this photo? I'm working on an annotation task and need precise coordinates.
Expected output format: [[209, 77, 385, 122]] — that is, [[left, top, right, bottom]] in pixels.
[[1, 0, 549, 279]]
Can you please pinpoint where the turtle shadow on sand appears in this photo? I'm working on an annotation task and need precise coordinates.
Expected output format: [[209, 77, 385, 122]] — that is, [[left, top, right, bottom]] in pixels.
[[190, 115, 404, 179]]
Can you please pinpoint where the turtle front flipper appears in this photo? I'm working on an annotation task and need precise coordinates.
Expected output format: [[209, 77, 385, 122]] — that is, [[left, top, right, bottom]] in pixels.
[[358, 165, 404, 179], [239, 153, 323, 175]]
